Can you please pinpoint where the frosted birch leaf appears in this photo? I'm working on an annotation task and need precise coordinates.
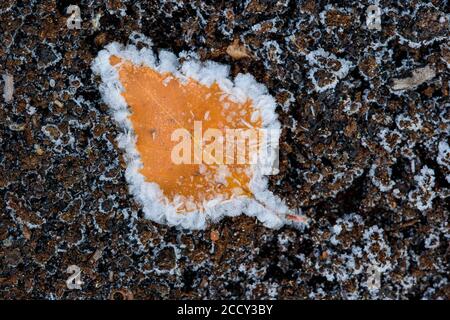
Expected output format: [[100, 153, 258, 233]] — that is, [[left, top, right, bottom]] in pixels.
[[92, 41, 301, 230]]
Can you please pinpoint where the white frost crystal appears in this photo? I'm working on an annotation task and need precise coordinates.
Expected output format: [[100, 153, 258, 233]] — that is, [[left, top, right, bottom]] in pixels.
[[408, 166, 436, 212]]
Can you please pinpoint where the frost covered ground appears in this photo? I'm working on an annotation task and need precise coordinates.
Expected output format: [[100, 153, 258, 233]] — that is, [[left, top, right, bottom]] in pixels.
[[0, 0, 449, 299]]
